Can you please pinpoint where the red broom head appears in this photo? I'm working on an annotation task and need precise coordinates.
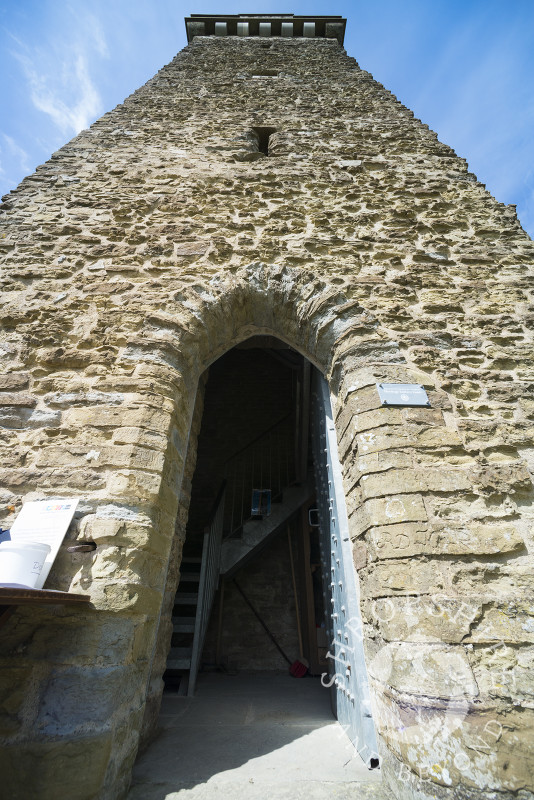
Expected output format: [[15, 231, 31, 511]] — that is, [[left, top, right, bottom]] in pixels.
[[289, 659, 309, 678]]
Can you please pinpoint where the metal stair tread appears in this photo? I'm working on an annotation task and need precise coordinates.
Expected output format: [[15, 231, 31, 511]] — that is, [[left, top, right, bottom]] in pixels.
[[174, 592, 199, 603], [169, 647, 193, 657], [166, 659, 191, 670], [172, 618, 195, 632], [167, 646, 193, 670], [178, 573, 200, 582]]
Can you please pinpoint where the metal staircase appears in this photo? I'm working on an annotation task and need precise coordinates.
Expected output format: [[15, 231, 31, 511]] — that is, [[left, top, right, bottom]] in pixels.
[[220, 481, 312, 576], [166, 557, 200, 671], [166, 485, 225, 696], [165, 405, 311, 693], [219, 411, 312, 573]]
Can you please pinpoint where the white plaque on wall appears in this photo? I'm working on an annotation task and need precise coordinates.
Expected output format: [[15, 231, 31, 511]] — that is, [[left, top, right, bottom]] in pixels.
[[376, 383, 430, 407], [8, 498, 79, 589]]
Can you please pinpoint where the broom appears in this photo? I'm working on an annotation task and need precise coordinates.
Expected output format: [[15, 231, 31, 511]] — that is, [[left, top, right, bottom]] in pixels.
[[233, 579, 293, 667], [287, 527, 309, 677]]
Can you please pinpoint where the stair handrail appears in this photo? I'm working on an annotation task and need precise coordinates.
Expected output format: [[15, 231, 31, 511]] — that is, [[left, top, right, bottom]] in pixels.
[[223, 413, 297, 538], [223, 412, 293, 467], [206, 478, 227, 526], [188, 480, 226, 696]]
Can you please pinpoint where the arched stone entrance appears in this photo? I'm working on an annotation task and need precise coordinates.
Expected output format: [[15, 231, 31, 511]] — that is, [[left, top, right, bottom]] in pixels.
[[130, 262, 392, 754]]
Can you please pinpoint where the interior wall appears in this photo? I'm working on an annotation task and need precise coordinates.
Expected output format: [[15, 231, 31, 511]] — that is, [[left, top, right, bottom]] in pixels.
[[203, 531, 301, 672]]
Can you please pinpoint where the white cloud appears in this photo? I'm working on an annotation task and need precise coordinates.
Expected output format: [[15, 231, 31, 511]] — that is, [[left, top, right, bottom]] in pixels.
[[1, 134, 31, 173], [77, 9, 109, 59], [10, 9, 109, 137], [21, 50, 102, 135]]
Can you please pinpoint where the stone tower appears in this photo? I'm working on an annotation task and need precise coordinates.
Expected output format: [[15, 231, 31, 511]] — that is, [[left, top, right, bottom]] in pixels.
[[1, 12, 533, 800]]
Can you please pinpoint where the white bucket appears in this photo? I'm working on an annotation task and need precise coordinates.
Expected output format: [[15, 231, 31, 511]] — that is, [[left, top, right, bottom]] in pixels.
[[0, 541, 51, 588]]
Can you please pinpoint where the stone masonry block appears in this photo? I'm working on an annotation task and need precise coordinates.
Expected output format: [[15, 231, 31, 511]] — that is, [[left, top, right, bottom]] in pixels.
[[466, 601, 534, 644], [362, 559, 449, 596], [0, 733, 113, 800], [0, 373, 30, 390], [469, 644, 534, 703], [0, 393, 36, 407], [359, 467, 471, 500], [369, 596, 481, 643], [77, 579, 163, 614], [366, 521, 525, 560], [26, 615, 144, 667], [36, 664, 145, 735], [368, 642, 478, 698], [80, 515, 170, 556], [65, 405, 173, 433], [349, 492, 428, 537]]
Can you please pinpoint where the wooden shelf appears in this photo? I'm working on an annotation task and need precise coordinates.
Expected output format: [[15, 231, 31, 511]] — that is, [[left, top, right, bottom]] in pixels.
[[0, 587, 90, 604], [0, 587, 91, 629]]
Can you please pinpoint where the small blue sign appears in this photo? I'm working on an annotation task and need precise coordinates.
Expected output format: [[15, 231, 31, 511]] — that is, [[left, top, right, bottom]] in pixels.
[[251, 489, 271, 517]]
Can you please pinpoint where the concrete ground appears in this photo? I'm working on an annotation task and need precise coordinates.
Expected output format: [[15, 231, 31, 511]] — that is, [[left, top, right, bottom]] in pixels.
[[128, 672, 385, 800]]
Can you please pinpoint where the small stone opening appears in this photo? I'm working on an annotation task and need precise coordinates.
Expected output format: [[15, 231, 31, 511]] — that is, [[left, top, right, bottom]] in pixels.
[[251, 69, 279, 78], [252, 126, 277, 156]]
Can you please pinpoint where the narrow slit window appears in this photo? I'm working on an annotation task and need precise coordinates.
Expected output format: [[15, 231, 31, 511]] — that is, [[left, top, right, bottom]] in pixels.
[[251, 70, 279, 78], [252, 127, 277, 156]]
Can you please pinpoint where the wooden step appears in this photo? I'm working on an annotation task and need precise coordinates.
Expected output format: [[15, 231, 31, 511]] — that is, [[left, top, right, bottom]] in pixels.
[[173, 617, 195, 633], [181, 556, 202, 564]]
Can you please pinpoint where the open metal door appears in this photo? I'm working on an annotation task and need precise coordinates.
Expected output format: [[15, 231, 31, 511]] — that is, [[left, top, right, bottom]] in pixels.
[[311, 371, 379, 769]]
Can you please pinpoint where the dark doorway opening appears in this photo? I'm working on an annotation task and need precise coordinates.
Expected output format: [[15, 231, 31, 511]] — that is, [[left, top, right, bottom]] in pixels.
[[160, 336, 379, 770], [164, 337, 326, 693]]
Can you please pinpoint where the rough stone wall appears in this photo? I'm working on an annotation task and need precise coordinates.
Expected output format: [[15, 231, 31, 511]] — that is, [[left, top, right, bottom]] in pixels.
[[0, 33, 533, 800]]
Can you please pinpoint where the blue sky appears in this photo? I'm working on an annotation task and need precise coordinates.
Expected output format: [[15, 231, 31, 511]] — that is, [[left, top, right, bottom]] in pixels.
[[1, 1, 533, 238]]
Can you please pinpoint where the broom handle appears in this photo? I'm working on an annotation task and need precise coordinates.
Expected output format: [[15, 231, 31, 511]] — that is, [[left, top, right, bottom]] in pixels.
[[288, 527, 304, 659]]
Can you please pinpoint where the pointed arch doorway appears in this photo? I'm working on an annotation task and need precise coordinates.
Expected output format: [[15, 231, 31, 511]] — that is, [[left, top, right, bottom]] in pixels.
[[161, 335, 379, 769]]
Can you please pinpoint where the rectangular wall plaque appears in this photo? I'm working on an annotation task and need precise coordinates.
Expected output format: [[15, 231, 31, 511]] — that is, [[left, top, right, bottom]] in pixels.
[[376, 383, 430, 407]]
